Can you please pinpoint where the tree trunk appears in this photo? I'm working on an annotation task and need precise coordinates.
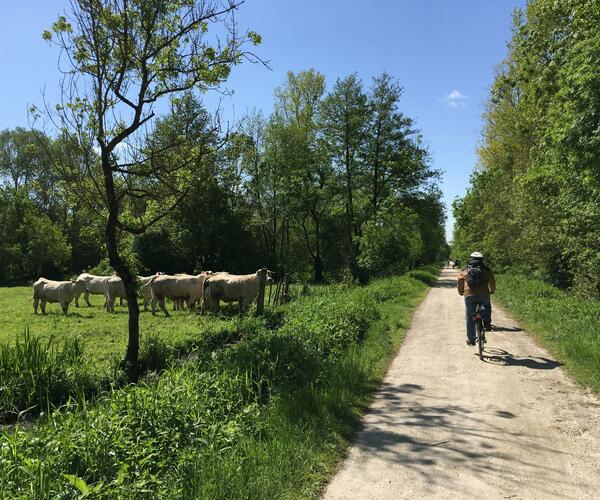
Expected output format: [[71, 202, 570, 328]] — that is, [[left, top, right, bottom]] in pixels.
[[314, 255, 323, 284], [102, 150, 140, 379], [105, 215, 140, 378], [314, 216, 323, 284]]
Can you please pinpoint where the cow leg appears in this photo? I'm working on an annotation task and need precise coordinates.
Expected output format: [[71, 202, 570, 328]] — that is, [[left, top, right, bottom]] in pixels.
[[61, 302, 68, 315], [119, 297, 123, 307], [74, 293, 80, 307], [159, 297, 170, 317], [186, 297, 196, 314], [33, 296, 39, 314], [41, 300, 47, 315], [238, 297, 244, 315], [84, 289, 92, 307], [109, 294, 117, 313]]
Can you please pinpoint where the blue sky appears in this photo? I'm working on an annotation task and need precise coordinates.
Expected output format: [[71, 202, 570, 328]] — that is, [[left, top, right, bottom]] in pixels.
[[0, 0, 525, 241]]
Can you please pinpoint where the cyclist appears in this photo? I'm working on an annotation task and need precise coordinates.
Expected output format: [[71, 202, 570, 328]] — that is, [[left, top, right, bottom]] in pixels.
[[457, 251, 496, 346]]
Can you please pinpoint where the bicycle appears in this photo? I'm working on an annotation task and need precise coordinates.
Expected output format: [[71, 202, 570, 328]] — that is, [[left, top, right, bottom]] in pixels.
[[472, 302, 486, 360]]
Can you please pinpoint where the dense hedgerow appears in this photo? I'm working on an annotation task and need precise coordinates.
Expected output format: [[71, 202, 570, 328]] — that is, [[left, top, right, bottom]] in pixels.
[[0, 268, 438, 498]]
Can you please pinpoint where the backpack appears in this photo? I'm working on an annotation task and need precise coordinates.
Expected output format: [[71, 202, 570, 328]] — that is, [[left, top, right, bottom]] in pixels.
[[466, 264, 484, 288]]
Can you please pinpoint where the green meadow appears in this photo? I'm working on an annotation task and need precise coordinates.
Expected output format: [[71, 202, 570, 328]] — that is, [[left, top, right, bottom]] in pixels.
[[0, 266, 439, 498]]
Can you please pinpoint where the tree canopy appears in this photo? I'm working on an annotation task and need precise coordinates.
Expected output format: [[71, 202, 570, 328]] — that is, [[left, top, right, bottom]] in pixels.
[[453, 0, 600, 298]]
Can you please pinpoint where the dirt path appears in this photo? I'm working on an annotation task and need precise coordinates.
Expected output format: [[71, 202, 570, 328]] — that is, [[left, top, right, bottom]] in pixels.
[[324, 269, 600, 499]]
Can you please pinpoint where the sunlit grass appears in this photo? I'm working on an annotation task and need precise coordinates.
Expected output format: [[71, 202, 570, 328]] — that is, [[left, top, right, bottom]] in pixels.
[[0, 265, 441, 498], [0, 286, 239, 372], [495, 274, 600, 392]]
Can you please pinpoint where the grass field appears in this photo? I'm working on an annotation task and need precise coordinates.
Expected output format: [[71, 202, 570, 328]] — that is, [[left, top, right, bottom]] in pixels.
[[0, 286, 244, 375], [0, 266, 440, 498], [495, 274, 600, 392]]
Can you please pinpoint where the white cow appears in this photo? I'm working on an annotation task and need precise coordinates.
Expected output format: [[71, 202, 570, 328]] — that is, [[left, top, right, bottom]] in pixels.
[[105, 276, 127, 313], [75, 273, 116, 307], [172, 273, 197, 310], [203, 269, 273, 314], [139, 273, 164, 311], [33, 278, 87, 315], [143, 272, 213, 317]]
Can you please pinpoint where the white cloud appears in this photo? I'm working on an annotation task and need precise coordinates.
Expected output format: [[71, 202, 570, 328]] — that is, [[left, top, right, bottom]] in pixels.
[[440, 90, 469, 108]]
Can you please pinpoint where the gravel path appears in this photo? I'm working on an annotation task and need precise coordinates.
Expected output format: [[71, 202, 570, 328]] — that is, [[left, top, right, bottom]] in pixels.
[[323, 268, 600, 499]]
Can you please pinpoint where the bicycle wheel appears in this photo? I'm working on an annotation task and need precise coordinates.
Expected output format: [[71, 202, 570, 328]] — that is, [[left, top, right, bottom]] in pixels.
[[476, 320, 484, 360]]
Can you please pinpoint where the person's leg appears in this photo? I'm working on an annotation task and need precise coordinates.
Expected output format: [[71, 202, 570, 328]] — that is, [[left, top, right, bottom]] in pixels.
[[482, 296, 492, 329], [464, 296, 476, 343]]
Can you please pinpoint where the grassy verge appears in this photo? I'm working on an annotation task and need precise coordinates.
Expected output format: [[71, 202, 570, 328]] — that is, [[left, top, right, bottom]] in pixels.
[[495, 274, 600, 392], [0, 265, 439, 498]]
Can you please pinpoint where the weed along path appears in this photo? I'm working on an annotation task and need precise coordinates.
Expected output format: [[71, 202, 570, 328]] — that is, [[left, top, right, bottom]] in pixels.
[[324, 268, 600, 499]]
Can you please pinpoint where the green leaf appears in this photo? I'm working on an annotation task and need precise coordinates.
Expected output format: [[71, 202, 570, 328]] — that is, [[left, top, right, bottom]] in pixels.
[[248, 31, 262, 45], [63, 474, 91, 495]]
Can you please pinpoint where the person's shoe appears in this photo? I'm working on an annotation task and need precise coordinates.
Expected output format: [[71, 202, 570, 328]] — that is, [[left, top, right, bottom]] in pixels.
[[484, 322, 493, 331], [467, 339, 476, 346]]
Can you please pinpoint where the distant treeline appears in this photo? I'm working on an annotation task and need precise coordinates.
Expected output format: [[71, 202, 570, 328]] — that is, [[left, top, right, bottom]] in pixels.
[[0, 70, 446, 284], [453, 0, 600, 298]]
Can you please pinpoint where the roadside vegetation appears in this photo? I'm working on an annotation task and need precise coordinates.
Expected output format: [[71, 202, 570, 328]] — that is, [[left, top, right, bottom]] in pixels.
[[452, 0, 600, 299], [451, 0, 600, 393], [0, 265, 439, 498], [494, 275, 600, 393]]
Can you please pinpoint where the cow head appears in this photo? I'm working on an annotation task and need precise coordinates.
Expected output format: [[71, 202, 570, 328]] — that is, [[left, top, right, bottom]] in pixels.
[[265, 269, 274, 284], [72, 278, 87, 294]]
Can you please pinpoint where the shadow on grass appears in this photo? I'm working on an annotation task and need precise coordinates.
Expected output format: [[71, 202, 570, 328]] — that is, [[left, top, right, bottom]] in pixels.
[[482, 347, 563, 369]]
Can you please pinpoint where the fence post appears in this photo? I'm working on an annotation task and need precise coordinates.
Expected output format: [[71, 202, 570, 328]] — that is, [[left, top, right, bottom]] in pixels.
[[283, 273, 290, 303], [256, 268, 267, 315]]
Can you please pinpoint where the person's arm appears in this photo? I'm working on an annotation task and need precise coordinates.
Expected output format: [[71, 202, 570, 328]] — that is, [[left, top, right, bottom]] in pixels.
[[488, 271, 496, 294], [457, 272, 465, 295]]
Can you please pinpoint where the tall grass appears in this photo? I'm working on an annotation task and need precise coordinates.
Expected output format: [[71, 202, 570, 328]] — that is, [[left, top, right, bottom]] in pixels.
[[0, 266, 440, 498], [0, 330, 97, 422], [495, 274, 600, 391], [0, 314, 275, 424]]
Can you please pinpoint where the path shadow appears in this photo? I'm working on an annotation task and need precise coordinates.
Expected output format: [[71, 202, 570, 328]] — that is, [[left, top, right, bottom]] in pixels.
[[482, 347, 563, 369], [435, 278, 457, 289], [492, 325, 524, 333], [352, 382, 579, 498]]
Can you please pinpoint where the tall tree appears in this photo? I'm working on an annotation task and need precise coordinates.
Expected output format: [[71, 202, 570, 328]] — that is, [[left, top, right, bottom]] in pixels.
[[237, 111, 289, 269], [39, 0, 261, 375], [366, 73, 433, 213], [321, 73, 369, 282], [270, 70, 333, 282]]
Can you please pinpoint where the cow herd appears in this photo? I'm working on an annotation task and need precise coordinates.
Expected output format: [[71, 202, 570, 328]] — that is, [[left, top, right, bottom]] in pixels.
[[32, 269, 273, 316]]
